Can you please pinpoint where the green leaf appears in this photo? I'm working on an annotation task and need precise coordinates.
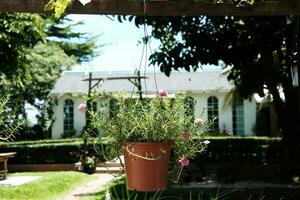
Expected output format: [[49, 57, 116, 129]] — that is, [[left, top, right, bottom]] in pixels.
[[45, 0, 73, 19]]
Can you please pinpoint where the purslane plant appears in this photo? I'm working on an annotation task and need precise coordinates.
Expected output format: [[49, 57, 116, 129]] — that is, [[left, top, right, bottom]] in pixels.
[[88, 91, 211, 181], [0, 97, 24, 142]]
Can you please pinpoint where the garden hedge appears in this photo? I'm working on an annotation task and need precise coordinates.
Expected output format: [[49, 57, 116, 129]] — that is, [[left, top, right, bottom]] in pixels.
[[0, 136, 292, 165], [196, 136, 283, 165], [0, 139, 106, 164]]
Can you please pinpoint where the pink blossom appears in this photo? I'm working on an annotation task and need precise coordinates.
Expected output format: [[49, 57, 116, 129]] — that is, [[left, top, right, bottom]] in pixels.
[[181, 132, 190, 141], [179, 157, 190, 167], [194, 118, 205, 125], [78, 103, 87, 112], [202, 140, 210, 145], [159, 89, 168, 97]]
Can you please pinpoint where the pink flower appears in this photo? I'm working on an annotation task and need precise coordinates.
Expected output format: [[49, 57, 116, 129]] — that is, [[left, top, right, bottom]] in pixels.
[[159, 89, 168, 97], [78, 103, 87, 112], [194, 118, 205, 125], [181, 132, 190, 141], [179, 157, 190, 167], [202, 140, 210, 145]]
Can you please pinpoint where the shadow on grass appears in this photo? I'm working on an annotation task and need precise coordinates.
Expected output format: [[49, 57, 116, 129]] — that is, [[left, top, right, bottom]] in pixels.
[[81, 177, 300, 200]]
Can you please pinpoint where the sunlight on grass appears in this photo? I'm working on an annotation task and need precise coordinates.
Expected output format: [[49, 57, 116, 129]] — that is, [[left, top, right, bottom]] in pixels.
[[0, 171, 95, 200]]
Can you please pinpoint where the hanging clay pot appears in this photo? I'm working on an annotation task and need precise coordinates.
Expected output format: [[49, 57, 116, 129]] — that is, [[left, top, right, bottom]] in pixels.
[[124, 142, 171, 192]]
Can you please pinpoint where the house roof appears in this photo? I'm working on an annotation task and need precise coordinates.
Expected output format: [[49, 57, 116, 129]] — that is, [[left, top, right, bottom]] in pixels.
[[50, 70, 234, 96]]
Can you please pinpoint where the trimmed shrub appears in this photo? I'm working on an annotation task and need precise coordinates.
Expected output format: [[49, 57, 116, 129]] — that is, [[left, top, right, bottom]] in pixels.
[[0, 137, 288, 167], [195, 136, 282, 164], [0, 139, 105, 164]]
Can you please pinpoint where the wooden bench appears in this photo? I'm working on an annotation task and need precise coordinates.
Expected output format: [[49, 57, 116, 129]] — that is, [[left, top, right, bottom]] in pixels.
[[0, 152, 16, 179]]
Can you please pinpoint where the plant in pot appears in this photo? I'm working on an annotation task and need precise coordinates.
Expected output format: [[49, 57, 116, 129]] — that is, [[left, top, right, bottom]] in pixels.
[[89, 90, 210, 192], [83, 156, 96, 174]]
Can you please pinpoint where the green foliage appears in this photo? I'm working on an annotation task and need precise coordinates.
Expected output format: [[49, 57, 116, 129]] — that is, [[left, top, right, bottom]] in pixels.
[[0, 138, 106, 164], [0, 13, 100, 135], [196, 136, 282, 164], [45, 0, 73, 19], [91, 93, 209, 162], [0, 97, 24, 142], [94, 178, 235, 200], [0, 136, 286, 170], [98, 177, 295, 200], [0, 13, 45, 77], [47, 17, 102, 63]]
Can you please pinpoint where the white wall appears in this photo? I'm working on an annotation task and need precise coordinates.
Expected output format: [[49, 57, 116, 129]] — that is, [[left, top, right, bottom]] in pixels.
[[190, 92, 256, 136], [51, 93, 257, 138], [51, 95, 110, 139], [52, 95, 88, 139], [191, 92, 232, 133]]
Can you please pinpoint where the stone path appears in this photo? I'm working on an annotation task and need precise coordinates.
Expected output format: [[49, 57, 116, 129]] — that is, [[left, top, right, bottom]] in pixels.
[[0, 176, 41, 186], [58, 173, 114, 200]]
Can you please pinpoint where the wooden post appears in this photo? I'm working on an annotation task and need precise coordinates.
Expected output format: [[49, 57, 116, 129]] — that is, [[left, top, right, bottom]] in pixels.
[[0, 0, 299, 16], [81, 72, 93, 172], [136, 70, 143, 101]]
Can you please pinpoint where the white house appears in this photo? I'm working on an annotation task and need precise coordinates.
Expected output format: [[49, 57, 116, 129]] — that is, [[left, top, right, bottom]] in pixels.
[[50, 70, 257, 139]]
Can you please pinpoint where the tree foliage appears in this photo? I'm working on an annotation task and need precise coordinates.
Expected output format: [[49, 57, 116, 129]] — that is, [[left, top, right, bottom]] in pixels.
[[46, 17, 101, 63], [128, 16, 296, 132], [0, 13, 99, 138]]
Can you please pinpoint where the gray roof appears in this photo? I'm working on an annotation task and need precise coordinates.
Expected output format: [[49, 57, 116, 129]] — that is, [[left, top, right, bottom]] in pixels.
[[50, 70, 233, 96]]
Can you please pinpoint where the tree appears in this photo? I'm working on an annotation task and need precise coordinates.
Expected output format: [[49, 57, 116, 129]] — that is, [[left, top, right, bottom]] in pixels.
[[0, 13, 45, 78], [126, 16, 300, 178], [0, 13, 100, 138], [46, 17, 101, 62]]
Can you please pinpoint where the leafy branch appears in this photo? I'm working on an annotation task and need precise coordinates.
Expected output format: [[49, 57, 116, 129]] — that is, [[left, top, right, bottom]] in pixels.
[[0, 97, 24, 142], [45, 0, 73, 19]]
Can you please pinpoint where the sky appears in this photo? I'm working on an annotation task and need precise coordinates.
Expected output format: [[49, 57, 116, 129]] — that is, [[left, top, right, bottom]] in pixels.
[[67, 14, 160, 72], [67, 14, 221, 72]]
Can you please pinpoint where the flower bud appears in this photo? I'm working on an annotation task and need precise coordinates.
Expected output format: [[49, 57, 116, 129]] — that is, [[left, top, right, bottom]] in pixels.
[[159, 89, 168, 97], [194, 118, 205, 125], [78, 103, 87, 112], [179, 157, 190, 167]]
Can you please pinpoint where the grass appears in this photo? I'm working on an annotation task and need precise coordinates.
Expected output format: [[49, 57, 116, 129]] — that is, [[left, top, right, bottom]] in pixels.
[[0, 171, 95, 200]]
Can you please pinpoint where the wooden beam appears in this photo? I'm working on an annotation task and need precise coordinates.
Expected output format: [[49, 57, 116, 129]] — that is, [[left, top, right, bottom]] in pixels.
[[0, 0, 299, 16]]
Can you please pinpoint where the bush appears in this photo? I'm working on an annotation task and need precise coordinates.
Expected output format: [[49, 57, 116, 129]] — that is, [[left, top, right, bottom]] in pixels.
[[14, 125, 50, 141], [187, 136, 284, 182], [0, 137, 286, 167], [0, 139, 106, 164], [195, 136, 282, 164]]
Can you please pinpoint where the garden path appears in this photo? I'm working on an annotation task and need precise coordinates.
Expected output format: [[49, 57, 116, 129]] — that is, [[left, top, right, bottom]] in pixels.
[[58, 173, 114, 200]]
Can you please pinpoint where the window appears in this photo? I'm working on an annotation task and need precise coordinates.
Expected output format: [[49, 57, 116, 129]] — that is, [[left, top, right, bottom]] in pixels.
[[63, 99, 74, 136], [207, 96, 219, 131], [232, 96, 244, 135]]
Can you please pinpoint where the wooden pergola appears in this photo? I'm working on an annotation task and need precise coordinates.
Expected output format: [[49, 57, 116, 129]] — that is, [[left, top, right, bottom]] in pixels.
[[1, 0, 299, 16]]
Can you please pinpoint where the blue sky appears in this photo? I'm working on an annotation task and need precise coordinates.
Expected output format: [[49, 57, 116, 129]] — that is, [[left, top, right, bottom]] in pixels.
[[68, 14, 160, 71], [67, 14, 221, 72]]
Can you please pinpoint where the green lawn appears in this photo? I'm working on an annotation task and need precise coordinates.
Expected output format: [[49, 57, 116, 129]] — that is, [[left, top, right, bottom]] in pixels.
[[0, 171, 95, 200]]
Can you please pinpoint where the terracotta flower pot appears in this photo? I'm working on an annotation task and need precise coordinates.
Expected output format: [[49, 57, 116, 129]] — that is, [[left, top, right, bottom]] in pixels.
[[124, 142, 171, 192]]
